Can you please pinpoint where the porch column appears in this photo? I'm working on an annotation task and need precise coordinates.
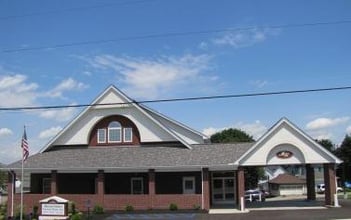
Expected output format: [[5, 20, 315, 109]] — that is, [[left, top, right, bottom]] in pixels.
[[236, 167, 245, 209], [51, 170, 57, 195], [306, 164, 316, 200], [201, 168, 210, 210], [148, 169, 155, 208], [7, 171, 15, 217], [323, 163, 336, 206], [97, 170, 105, 204]]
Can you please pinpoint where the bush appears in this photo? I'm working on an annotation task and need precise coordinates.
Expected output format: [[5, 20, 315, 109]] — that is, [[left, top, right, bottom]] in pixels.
[[193, 204, 201, 210], [169, 203, 178, 211], [32, 205, 39, 219], [93, 204, 104, 214], [68, 202, 77, 215], [125, 204, 134, 212], [0, 214, 5, 220], [70, 212, 83, 220]]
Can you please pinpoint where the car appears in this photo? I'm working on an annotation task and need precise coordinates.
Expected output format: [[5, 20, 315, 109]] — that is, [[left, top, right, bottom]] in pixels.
[[316, 183, 343, 194], [245, 189, 266, 202]]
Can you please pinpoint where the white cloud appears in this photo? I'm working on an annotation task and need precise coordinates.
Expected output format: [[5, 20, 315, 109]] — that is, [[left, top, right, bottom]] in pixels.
[[202, 120, 267, 140], [346, 126, 351, 134], [0, 74, 38, 107], [39, 126, 62, 139], [39, 105, 77, 122], [306, 117, 350, 130], [88, 54, 217, 99], [212, 28, 278, 48], [45, 78, 89, 98], [0, 128, 13, 137], [250, 80, 268, 88]]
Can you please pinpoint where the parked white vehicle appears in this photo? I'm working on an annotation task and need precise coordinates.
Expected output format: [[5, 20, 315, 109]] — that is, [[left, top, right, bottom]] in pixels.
[[316, 183, 343, 194]]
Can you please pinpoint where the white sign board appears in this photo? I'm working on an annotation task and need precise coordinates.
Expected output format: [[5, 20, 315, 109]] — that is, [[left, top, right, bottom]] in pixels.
[[41, 203, 65, 216]]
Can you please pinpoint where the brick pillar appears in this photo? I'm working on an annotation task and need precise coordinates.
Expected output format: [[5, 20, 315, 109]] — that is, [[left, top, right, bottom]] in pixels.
[[236, 167, 245, 210], [323, 163, 336, 206], [51, 170, 57, 195], [306, 164, 316, 200], [148, 169, 155, 209], [7, 171, 15, 217], [201, 168, 210, 211], [97, 170, 105, 204]]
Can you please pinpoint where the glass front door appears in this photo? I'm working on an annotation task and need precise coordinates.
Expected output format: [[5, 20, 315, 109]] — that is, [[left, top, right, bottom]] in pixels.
[[212, 177, 235, 204]]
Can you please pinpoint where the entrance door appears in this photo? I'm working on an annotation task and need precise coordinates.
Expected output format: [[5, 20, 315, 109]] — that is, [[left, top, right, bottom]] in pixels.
[[212, 177, 235, 204]]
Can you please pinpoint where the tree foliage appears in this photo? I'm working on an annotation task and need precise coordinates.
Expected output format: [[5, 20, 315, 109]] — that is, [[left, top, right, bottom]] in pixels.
[[334, 135, 351, 181], [210, 128, 254, 143], [316, 139, 334, 152], [210, 128, 263, 189], [0, 169, 7, 191]]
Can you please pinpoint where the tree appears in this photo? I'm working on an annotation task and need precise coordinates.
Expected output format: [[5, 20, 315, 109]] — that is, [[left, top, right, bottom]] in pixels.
[[0, 169, 7, 191], [211, 128, 254, 143], [211, 128, 263, 189], [334, 135, 351, 181], [316, 139, 334, 152]]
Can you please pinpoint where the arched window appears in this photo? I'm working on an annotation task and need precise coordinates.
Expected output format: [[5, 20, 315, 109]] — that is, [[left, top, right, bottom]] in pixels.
[[108, 121, 122, 142]]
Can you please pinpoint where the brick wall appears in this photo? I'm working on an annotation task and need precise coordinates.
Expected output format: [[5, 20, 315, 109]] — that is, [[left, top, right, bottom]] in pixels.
[[10, 193, 202, 216]]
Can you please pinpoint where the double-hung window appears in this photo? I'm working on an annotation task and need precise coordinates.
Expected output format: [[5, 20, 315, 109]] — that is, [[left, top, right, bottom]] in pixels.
[[97, 129, 106, 143], [183, 176, 195, 194]]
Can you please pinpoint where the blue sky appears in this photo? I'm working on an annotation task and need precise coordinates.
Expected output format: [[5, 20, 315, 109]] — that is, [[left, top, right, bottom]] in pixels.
[[0, 0, 351, 164]]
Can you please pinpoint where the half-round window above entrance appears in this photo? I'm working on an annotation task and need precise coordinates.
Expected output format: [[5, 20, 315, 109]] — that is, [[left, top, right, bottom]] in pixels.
[[89, 115, 140, 146]]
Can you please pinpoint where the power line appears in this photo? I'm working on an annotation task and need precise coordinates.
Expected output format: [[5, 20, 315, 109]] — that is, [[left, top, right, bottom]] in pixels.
[[1, 86, 350, 111], [0, 0, 157, 20], [2, 20, 351, 53]]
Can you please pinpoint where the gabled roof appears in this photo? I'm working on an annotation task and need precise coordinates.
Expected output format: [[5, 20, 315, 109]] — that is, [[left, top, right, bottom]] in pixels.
[[235, 117, 342, 166], [40, 85, 206, 152], [269, 173, 306, 185]]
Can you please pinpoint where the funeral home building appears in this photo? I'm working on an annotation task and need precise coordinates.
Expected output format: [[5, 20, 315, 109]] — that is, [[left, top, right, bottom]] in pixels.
[[4, 85, 342, 215]]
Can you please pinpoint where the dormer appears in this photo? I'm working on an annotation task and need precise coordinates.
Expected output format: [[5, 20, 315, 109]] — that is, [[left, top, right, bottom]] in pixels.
[[89, 115, 141, 146]]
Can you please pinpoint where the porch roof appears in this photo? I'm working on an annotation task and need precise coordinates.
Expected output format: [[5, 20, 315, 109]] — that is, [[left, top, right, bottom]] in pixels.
[[6, 143, 253, 172]]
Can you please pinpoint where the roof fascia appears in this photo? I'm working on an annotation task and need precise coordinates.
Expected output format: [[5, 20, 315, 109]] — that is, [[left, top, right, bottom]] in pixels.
[[40, 85, 193, 152], [234, 117, 342, 165], [140, 103, 209, 139]]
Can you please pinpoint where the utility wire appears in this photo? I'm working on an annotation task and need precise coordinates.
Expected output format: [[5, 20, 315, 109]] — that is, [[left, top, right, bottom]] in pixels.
[[0, 0, 157, 20], [2, 20, 351, 53], [1, 86, 350, 111]]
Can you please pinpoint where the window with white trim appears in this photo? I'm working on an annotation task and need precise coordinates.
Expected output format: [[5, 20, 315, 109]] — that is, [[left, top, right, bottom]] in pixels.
[[108, 121, 122, 142], [124, 128, 133, 142], [183, 176, 195, 194], [97, 129, 106, 143], [131, 177, 144, 194]]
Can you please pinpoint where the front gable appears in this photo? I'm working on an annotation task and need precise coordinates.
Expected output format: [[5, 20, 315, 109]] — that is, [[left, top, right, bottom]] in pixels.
[[41, 85, 206, 152], [236, 118, 342, 166]]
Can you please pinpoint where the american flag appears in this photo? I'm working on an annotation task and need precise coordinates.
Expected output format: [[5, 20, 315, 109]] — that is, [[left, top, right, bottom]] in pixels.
[[22, 127, 29, 162]]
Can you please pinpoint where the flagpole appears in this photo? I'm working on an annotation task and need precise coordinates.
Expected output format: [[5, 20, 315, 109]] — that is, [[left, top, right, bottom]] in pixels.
[[20, 154, 24, 220]]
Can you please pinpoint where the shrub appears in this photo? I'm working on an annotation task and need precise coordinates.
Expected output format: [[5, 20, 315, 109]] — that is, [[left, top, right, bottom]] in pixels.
[[169, 203, 178, 211], [32, 205, 39, 219], [68, 202, 77, 215], [193, 204, 201, 210], [70, 212, 83, 220], [0, 214, 5, 220], [125, 204, 134, 212], [93, 204, 104, 214]]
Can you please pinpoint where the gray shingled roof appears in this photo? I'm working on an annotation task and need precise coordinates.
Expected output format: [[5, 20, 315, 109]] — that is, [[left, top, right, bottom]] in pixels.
[[6, 143, 253, 171]]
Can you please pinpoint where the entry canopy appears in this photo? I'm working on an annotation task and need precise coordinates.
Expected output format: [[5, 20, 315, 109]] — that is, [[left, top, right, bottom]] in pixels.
[[236, 118, 342, 166]]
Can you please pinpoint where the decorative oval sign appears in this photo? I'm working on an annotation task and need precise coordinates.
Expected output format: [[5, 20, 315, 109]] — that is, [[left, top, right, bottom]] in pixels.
[[276, 150, 293, 159]]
